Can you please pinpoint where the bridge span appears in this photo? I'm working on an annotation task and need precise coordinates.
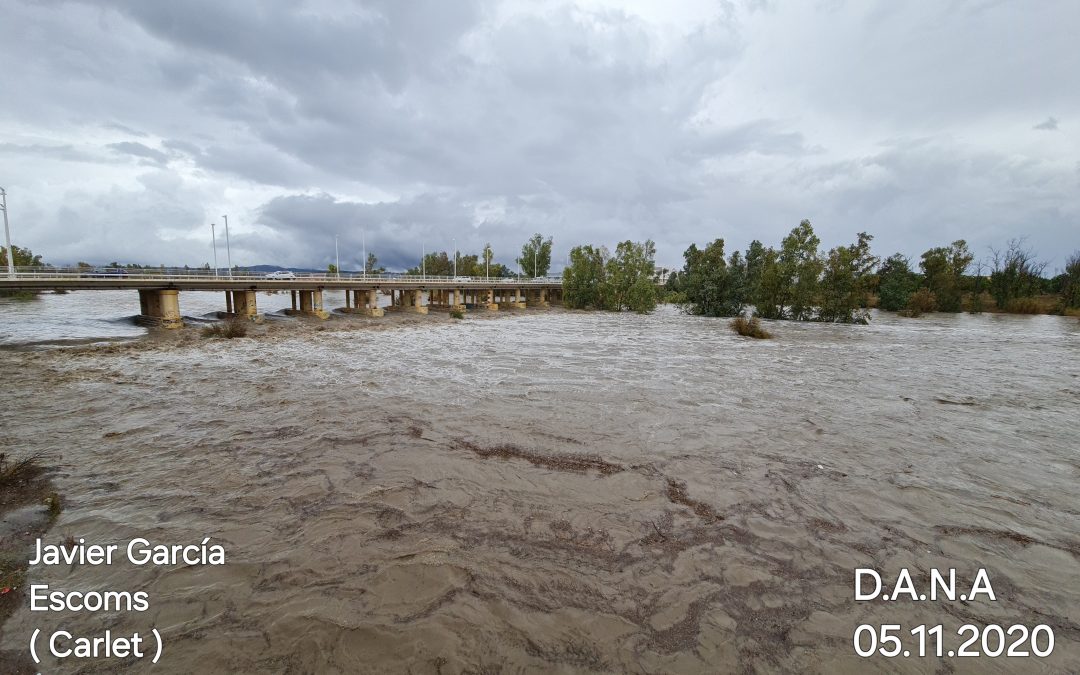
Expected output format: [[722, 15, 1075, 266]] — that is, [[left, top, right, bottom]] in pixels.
[[0, 269, 564, 327]]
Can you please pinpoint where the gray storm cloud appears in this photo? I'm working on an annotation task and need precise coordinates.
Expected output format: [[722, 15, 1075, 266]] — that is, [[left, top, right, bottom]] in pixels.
[[1, 0, 1077, 272]]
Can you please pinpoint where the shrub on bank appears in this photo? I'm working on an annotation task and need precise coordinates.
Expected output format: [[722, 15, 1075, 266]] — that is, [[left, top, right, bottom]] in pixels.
[[201, 319, 249, 339], [731, 315, 772, 339], [450, 308, 465, 320], [1004, 297, 1042, 314]]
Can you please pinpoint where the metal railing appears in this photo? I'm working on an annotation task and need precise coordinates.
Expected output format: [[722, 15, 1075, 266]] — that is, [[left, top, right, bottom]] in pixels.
[[3, 266, 562, 284]]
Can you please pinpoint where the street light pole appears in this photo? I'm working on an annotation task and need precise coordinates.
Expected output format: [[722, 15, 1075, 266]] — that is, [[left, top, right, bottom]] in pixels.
[[362, 228, 367, 278], [222, 214, 233, 278], [422, 243, 426, 279], [335, 234, 340, 278], [533, 246, 537, 278], [453, 238, 457, 277], [211, 223, 219, 277], [0, 188, 13, 278]]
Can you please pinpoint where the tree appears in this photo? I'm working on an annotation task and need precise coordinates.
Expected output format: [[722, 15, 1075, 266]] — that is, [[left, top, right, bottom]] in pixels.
[[743, 240, 766, 303], [877, 253, 917, 311], [327, 263, 338, 275], [0, 245, 43, 268], [818, 232, 877, 323], [779, 220, 822, 321], [754, 247, 787, 319], [1060, 251, 1080, 310], [607, 240, 657, 313], [365, 252, 385, 274], [408, 251, 452, 276], [518, 234, 553, 278], [563, 245, 610, 310], [988, 239, 1046, 310], [919, 240, 972, 312], [679, 239, 746, 317]]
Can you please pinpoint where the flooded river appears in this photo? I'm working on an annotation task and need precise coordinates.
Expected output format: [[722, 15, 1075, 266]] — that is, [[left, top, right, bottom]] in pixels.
[[1, 293, 1078, 673]]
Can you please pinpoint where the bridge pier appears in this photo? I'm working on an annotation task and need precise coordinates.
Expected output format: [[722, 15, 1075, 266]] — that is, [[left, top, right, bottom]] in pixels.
[[450, 288, 466, 313], [285, 289, 329, 319], [365, 289, 384, 316], [137, 289, 183, 328], [402, 289, 428, 314], [527, 287, 550, 308], [230, 290, 262, 321], [485, 288, 498, 310]]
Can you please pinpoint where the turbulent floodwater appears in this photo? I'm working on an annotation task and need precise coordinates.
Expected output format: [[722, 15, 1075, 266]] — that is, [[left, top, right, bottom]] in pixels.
[[1, 295, 1079, 674]]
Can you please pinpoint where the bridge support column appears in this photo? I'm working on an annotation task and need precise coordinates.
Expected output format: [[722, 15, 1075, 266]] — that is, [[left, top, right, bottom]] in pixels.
[[403, 289, 429, 314], [290, 290, 298, 310], [137, 289, 183, 328], [231, 290, 262, 321], [486, 288, 498, 310], [225, 291, 234, 314], [287, 289, 329, 319], [450, 288, 466, 313], [365, 289, 384, 317]]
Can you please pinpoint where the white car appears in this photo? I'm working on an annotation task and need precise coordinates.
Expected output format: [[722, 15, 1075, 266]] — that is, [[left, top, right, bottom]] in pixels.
[[265, 270, 297, 280], [453, 276, 472, 282]]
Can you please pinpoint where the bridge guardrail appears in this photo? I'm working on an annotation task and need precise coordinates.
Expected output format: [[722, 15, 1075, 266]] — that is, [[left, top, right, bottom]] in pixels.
[[3, 267, 562, 284]]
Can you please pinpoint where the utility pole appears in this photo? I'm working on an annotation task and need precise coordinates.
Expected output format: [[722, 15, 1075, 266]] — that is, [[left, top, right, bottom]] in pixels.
[[222, 214, 233, 278], [335, 234, 340, 278], [211, 223, 219, 277], [0, 188, 13, 278]]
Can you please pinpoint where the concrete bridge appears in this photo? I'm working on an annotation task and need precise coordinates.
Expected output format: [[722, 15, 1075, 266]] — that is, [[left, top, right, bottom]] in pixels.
[[0, 269, 564, 328]]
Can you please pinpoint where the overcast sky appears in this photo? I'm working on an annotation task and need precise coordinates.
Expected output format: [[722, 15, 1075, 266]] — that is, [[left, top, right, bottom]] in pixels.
[[2, 0, 1077, 273]]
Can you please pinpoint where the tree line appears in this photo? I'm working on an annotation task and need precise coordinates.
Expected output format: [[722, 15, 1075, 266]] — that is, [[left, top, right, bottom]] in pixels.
[[666, 220, 1080, 322]]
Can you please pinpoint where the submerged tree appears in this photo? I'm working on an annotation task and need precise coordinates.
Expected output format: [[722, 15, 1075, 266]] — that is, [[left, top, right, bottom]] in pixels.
[[563, 245, 610, 309], [607, 240, 657, 313], [919, 240, 972, 312], [818, 232, 877, 323], [877, 253, 917, 311], [680, 239, 746, 317]]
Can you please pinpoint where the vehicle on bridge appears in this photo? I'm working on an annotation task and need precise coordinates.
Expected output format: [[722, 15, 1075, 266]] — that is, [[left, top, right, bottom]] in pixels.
[[79, 267, 129, 278], [265, 270, 297, 280]]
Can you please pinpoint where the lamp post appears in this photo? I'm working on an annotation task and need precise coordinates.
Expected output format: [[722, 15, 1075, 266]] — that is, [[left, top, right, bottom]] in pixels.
[[362, 228, 366, 278], [533, 246, 537, 278], [422, 243, 426, 279], [222, 214, 233, 278], [0, 188, 13, 278], [335, 234, 340, 278], [211, 223, 219, 277], [452, 238, 457, 278]]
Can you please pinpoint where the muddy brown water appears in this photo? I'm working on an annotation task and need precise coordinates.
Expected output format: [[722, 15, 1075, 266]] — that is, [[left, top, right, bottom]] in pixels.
[[0, 303, 1078, 673]]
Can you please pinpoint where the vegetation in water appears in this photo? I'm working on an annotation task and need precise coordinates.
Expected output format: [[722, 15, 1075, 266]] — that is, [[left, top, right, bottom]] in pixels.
[[731, 315, 772, 339], [201, 319, 249, 338], [563, 240, 657, 313]]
